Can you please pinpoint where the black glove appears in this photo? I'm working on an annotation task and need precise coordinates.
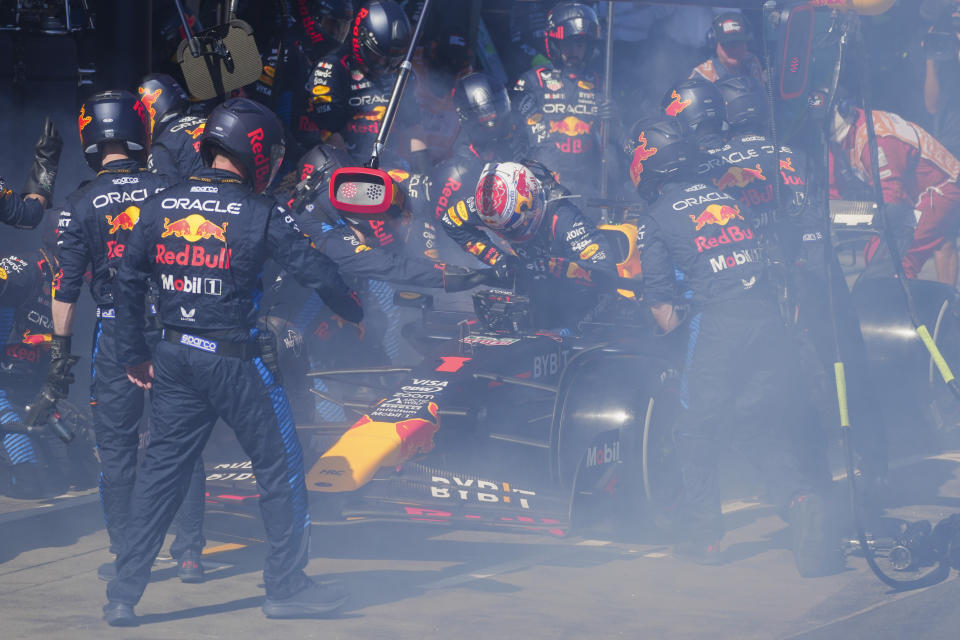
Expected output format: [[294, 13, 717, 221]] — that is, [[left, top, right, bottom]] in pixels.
[[317, 286, 364, 324], [45, 334, 79, 399], [25, 334, 79, 427], [596, 96, 617, 122], [22, 117, 62, 202]]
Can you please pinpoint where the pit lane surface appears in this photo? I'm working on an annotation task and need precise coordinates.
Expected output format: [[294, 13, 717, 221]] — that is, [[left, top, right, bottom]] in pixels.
[[3, 445, 960, 640]]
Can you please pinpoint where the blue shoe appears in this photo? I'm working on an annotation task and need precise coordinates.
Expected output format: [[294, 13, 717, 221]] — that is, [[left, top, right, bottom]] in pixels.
[[177, 549, 205, 584], [103, 601, 137, 627], [262, 580, 349, 618]]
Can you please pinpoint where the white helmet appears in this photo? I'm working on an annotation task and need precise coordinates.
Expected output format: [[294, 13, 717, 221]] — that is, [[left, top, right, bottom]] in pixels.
[[474, 162, 547, 242]]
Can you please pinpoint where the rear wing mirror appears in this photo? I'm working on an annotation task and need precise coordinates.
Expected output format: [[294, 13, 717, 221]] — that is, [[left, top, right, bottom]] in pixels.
[[328, 167, 401, 220]]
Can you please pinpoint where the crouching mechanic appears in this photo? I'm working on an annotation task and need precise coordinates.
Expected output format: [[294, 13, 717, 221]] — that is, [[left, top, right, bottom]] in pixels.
[[625, 118, 837, 576], [46, 90, 206, 583], [1, 117, 62, 229], [104, 98, 363, 625], [448, 161, 617, 329]]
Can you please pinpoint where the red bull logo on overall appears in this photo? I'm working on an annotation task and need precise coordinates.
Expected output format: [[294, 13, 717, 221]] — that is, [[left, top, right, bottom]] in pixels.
[[689, 204, 744, 231], [713, 163, 766, 190], [549, 116, 591, 136], [161, 214, 228, 242], [629, 132, 658, 187], [105, 206, 141, 234]]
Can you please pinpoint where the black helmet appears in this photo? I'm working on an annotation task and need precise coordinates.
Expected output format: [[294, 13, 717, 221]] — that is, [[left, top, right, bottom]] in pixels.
[[623, 118, 695, 195], [296, 143, 353, 181], [662, 79, 725, 138], [351, 0, 411, 76], [544, 2, 600, 71], [716, 75, 768, 131], [453, 72, 512, 145], [200, 98, 285, 193], [296, 0, 354, 54], [137, 73, 189, 139], [78, 90, 150, 170]]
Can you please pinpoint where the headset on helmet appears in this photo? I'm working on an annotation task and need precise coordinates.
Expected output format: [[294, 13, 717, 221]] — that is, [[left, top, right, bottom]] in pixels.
[[78, 90, 150, 170], [200, 98, 285, 194], [296, 0, 354, 51], [453, 72, 513, 144], [623, 118, 695, 194], [716, 75, 768, 131], [475, 162, 547, 243], [706, 11, 750, 52], [544, 2, 601, 70], [662, 79, 725, 137], [137, 73, 189, 139], [351, 0, 411, 76]]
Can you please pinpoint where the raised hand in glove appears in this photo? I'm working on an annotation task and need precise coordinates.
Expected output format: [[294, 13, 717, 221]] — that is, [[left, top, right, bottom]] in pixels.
[[23, 117, 63, 205]]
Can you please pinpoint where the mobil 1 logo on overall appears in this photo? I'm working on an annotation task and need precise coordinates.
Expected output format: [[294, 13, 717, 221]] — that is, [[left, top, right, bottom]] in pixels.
[[161, 273, 222, 295]]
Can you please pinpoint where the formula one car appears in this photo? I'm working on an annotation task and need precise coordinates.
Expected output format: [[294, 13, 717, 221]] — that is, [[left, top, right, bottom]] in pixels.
[[202, 224, 685, 537]]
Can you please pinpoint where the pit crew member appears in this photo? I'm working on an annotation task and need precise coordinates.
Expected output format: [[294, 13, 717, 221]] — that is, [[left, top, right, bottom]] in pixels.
[[105, 98, 363, 625], [689, 12, 763, 84], [829, 97, 960, 286], [1, 117, 62, 229], [511, 2, 616, 203], [138, 73, 206, 180], [46, 90, 207, 584], [305, 0, 412, 156], [626, 117, 835, 575]]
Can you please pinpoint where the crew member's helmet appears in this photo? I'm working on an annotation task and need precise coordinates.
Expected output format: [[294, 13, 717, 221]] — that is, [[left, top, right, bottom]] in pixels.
[[351, 0, 411, 76], [453, 72, 513, 144], [297, 0, 354, 53], [716, 75, 768, 131], [475, 162, 547, 243], [200, 98, 285, 193], [78, 90, 150, 170], [662, 79, 725, 137], [623, 118, 696, 194], [137, 73, 189, 139], [296, 143, 352, 182], [544, 2, 601, 71]]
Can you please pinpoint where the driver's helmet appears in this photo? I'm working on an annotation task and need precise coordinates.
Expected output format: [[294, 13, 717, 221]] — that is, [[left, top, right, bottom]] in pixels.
[[475, 161, 547, 243]]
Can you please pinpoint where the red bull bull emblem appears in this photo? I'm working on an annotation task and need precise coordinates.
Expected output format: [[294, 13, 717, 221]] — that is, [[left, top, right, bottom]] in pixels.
[[514, 170, 533, 213], [665, 90, 692, 117], [395, 402, 440, 459], [387, 169, 410, 183], [161, 214, 228, 243], [712, 164, 766, 190], [779, 157, 795, 172], [549, 116, 592, 136], [78, 105, 92, 133], [105, 206, 141, 234], [477, 173, 508, 220], [138, 87, 162, 134], [689, 204, 744, 231], [185, 123, 205, 139], [629, 132, 658, 187]]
